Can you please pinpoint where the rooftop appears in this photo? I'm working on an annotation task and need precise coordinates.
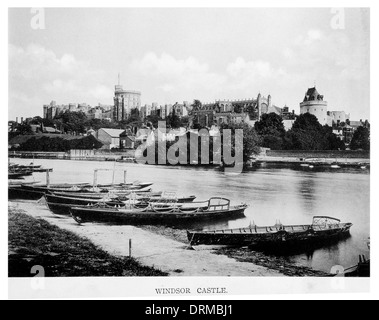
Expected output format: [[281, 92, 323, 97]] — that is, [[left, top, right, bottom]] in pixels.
[[99, 128, 125, 137], [304, 87, 324, 102]]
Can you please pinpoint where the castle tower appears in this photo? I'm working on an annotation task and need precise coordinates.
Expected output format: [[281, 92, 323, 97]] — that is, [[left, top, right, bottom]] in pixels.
[[113, 74, 141, 121], [43, 105, 49, 119], [300, 87, 328, 125], [257, 93, 262, 119]]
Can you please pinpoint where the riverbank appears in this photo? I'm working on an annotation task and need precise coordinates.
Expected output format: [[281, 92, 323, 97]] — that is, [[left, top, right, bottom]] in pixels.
[[8, 201, 283, 277], [255, 149, 370, 166], [140, 225, 330, 277], [9, 206, 167, 277], [9, 149, 370, 168]]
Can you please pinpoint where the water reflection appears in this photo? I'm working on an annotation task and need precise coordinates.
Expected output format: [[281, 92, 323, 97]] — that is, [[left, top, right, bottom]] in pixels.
[[298, 177, 317, 213], [11, 158, 370, 273]]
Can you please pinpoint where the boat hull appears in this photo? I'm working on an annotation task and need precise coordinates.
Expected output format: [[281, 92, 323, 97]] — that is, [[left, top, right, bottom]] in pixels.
[[187, 223, 353, 248], [45, 194, 125, 215], [8, 186, 45, 200], [70, 205, 246, 224]]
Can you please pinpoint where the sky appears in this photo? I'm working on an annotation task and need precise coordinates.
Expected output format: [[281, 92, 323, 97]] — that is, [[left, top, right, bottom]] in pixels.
[[8, 8, 370, 121]]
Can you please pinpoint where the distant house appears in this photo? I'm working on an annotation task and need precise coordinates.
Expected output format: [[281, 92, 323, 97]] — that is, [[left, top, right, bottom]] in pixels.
[[30, 124, 43, 133], [349, 121, 366, 130], [43, 126, 62, 134], [96, 128, 125, 149], [120, 130, 136, 149]]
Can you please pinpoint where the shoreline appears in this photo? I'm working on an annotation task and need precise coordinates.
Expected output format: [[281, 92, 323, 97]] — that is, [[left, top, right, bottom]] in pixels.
[[9, 206, 166, 277], [8, 200, 332, 277], [139, 225, 330, 277], [9, 154, 370, 171], [8, 200, 282, 277]]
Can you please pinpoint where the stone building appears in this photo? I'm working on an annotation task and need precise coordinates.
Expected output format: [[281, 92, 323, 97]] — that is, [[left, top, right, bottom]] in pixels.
[[300, 87, 328, 125], [191, 94, 284, 128], [113, 79, 141, 121], [328, 111, 351, 126]]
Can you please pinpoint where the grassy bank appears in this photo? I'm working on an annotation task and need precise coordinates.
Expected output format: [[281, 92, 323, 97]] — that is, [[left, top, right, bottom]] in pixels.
[[8, 208, 167, 277]]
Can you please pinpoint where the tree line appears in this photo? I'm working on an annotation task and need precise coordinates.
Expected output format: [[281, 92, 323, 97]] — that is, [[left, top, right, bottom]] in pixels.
[[10, 107, 369, 158], [253, 112, 369, 151]]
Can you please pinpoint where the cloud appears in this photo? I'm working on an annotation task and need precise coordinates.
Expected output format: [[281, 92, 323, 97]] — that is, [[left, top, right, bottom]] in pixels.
[[129, 52, 294, 103], [307, 29, 323, 41], [129, 52, 227, 99], [9, 44, 114, 118], [227, 57, 286, 79], [295, 29, 324, 46], [131, 52, 210, 79], [283, 29, 367, 83]]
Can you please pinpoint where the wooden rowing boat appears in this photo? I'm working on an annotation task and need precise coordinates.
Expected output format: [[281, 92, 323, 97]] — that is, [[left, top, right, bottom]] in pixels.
[[45, 193, 126, 215], [45, 192, 196, 215], [187, 216, 353, 248], [49, 188, 157, 199], [70, 197, 247, 224], [8, 171, 33, 179], [8, 183, 92, 200], [8, 182, 155, 200]]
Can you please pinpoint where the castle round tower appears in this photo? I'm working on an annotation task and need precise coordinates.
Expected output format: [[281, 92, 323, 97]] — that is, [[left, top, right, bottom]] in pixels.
[[300, 87, 328, 125]]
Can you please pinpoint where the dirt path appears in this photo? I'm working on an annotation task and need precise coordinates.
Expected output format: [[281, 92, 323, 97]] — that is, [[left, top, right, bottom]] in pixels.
[[9, 201, 281, 277]]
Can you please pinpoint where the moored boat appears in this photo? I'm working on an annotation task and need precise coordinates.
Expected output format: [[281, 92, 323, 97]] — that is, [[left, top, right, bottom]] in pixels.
[[50, 188, 157, 199], [70, 197, 247, 224], [344, 255, 370, 277], [45, 192, 196, 215], [187, 216, 352, 248], [45, 193, 126, 215], [8, 183, 92, 200], [8, 170, 33, 179]]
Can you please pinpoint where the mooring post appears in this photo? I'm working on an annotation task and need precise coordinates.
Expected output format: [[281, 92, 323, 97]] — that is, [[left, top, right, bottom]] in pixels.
[[112, 161, 116, 185], [46, 170, 50, 188], [93, 169, 98, 190], [129, 239, 132, 257], [124, 170, 127, 184]]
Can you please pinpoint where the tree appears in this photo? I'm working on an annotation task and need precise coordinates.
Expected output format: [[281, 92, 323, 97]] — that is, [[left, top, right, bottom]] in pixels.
[[146, 114, 162, 128], [180, 116, 190, 128], [261, 135, 284, 150], [167, 109, 181, 129], [322, 125, 346, 150], [15, 123, 34, 135], [29, 116, 43, 125], [191, 99, 202, 110], [284, 113, 344, 150], [126, 108, 142, 126], [246, 104, 258, 120], [254, 113, 286, 149], [192, 116, 201, 130], [350, 126, 370, 150], [233, 104, 243, 113], [54, 111, 87, 134], [220, 122, 260, 163]]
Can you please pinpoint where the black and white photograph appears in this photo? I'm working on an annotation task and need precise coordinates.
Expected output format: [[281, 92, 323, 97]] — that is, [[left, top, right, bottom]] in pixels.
[[4, 4, 376, 300]]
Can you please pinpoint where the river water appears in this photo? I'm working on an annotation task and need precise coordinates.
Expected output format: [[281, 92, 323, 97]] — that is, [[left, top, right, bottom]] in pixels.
[[11, 158, 370, 274]]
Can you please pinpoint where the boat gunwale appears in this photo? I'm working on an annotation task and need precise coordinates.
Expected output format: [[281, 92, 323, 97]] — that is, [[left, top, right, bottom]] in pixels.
[[189, 222, 353, 235]]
